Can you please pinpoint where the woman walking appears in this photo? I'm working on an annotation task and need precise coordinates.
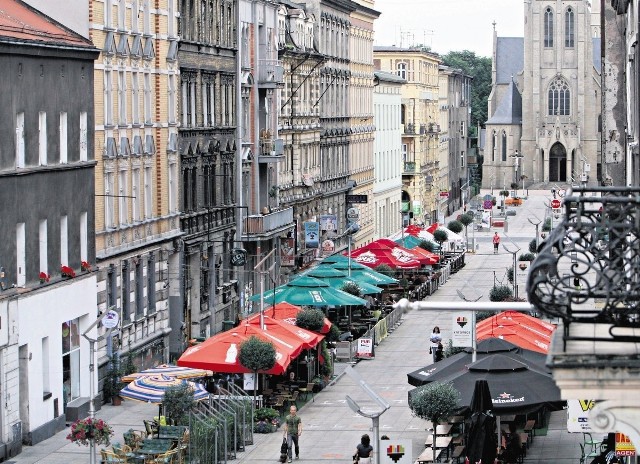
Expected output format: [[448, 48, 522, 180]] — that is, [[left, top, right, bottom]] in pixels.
[[353, 434, 373, 464], [429, 327, 442, 363]]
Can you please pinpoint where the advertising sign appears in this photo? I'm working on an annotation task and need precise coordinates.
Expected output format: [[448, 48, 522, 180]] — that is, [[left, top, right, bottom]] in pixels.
[[243, 373, 256, 391], [319, 214, 338, 237], [280, 237, 295, 267], [304, 221, 319, 248], [567, 399, 596, 432], [102, 310, 120, 329], [356, 338, 374, 358], [381, 439, 412, 464], [321, 240, 335, 256], [615, 432, 637, 457], [451, 312, 473, 347], [347, 207, 360, 223]]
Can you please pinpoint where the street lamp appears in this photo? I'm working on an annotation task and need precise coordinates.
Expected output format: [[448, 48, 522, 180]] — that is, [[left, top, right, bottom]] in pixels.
[[502, 242, 521, 299], [510, 150, 524, 195], [344, 367, 390, 464], [340, 222, 360, 277], [527, 217, 542, 251], [457, 290, 484, 362]]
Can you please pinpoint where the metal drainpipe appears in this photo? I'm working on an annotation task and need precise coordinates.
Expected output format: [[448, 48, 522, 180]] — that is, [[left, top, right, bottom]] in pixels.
[[235, 0, 245, 319]]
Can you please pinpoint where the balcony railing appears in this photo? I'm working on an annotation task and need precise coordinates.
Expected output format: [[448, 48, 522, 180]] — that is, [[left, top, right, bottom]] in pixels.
[[403, 161, 416, 174], [527, 186, 640, 342], [243, 207, 294, 237], [257, 59, 284, 87]]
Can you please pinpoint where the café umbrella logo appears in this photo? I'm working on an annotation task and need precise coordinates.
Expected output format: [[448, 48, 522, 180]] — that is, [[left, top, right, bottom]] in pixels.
[[456, 316, 468, 328], [386, 444, 405, 463], [494, 391, 525, 404]]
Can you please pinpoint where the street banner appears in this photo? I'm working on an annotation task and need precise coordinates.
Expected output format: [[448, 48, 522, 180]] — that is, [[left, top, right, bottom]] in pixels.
[[381, 439, 412, 464], [280, 237, 295, 267], [304, 221, 319, 248], [451, 311, 473, 347], [567, 399, 595, 432], [319, 214, 338, 237], [356, 338, 374, 358], [321, 239, 335, 256]]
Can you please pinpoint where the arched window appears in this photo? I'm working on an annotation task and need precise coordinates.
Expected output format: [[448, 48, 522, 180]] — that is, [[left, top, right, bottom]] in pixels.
[[501, 131, 507, 161], [565, 7, 574, 47], [397, 62, 406, 80], [548, 77, 571, 115], [492, 131, 497, 161], [544, 7, 554, 48]]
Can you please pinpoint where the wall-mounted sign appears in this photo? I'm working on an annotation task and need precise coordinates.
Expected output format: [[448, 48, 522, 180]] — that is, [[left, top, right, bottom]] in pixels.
[[319, 215, 338, 237], [322, 240, 335, 256], [280, 238, 295, 267], [347, 207, 360, 223], [230, 248, 247, 266], [304, 222, 319, 248], [346, 194, 368, 204], [439, 191, 450, 198], [102, 310, 120, 329]]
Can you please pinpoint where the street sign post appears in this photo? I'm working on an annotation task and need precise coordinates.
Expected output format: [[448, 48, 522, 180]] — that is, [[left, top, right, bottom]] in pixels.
[[551, 199, 561, 209]]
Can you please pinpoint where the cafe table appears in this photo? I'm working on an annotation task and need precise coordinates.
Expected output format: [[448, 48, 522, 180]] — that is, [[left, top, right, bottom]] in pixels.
[[426, 423, 453, 436], [424, 435, 452, 449]]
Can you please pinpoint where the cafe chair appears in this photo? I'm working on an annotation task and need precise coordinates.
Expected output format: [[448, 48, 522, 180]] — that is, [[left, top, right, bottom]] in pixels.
[[273, 395, 285, 414], [299, 382, 315, 402], [288, 390, 299, 408], [579, 443, 600, 464], [112, 443, 132, 458], [123, 430, 145, 451], [101, 448, 129, 463], [150, 447, 181, 464], [144, 420, 159, 439]]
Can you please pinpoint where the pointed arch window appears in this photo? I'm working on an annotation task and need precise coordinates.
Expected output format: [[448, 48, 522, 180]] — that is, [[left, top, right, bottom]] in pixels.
[[544, 7, 554, 48], [492, 131, 497, 162], [565, 7, 575, 48], [548, 77, 570, 116], [501, 131, 507, 161]]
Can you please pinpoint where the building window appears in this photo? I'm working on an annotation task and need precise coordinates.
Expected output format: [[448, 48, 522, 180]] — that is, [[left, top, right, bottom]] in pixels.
[[144, 167, 152, 218], [135, 258, 145, 316], [39, 111, 47, 165], [16, 112, 25, 168], [501, 132, 507, 161], [131, 71, 140, 124], [39, 219, 48, 275], [105, 70, 113, 126], [143, 71, 151, 124], [16, 222, 25, 286], [544, 7, 554, 48], [168, 162, 177, 213], [107, 263, 117, 309], [60, 215, 68, 267], [131, 0, 139, 33], [118, 70, 127, 125], [565, 7, 574, 48], [119, 170, 128, 225], [117, 0, 125, 30], [59, 112, 68, 163], [105, 172, 115, 228], [79, 112, 88, 161], [104, 0, 113, 29], [492, 131, 497, 162], [62, 318, 80, 409], [461, 151, 465, 168], [548, 77, 570, 116], [80, 212, 87, 262], [132, 168, 141, 221], [168, 74, 176, 124], [143, 0, 150, 35], [147, 253, 156, 313], [121, 260, 130, 321]]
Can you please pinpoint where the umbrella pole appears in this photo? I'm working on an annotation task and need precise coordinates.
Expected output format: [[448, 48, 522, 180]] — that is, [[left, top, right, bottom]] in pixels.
[[497, 416, 502, 452]]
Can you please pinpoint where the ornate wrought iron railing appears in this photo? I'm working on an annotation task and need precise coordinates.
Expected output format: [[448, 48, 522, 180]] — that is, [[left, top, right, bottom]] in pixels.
[[527, 186, 640, 342]]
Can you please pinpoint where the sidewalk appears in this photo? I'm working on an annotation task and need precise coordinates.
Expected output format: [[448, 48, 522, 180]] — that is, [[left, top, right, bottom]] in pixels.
[[12, 191, 585, 464]]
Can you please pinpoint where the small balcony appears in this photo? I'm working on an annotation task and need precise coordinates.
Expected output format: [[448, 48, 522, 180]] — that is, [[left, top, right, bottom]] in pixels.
[[242, 206, 294, 240], [403, 161, 417, 175], [258, 132, 285, 163], [257, 59, 284, 88]]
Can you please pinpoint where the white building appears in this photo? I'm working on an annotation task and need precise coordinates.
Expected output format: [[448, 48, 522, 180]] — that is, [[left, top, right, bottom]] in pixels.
[[373, 71, 404, 238]]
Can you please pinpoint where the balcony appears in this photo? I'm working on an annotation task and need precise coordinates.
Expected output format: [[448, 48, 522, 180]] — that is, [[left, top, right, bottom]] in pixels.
[[403, 161, 417, 175], [257, 59, 284, 88], [526, 186, 640, 407], [258, 133, 285, 163], [242, 206, 294, 240]]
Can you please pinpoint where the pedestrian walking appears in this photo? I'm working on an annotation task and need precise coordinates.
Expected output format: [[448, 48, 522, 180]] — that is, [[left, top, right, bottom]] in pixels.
[[283, 405, 302, 462], [493, 232, 501, 254], [435, 341, 444, 362], [353, 433, 373, 464], [429, 327, 442, 363]]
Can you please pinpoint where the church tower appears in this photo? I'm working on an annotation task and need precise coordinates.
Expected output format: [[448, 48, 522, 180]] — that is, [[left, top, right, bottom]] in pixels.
[[483, 1, 601, 188]]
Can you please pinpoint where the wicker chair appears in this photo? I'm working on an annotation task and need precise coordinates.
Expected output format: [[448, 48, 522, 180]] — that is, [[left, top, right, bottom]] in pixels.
[[298, 383, 315, 402], [144, 420, 159, 439], [101, 449, 128, 463], [123, 430, 144, 451], [150, 448, 181, 464]]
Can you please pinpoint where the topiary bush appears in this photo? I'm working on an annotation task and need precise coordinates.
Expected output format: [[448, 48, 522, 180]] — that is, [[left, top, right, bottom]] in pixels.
[[529, 239, 538, 254], [519, 252, 535, 261], [374, 264, 395, 277], [447, 220, 463, 234], [507, 266, 514, 284], [326, 324, 341, 342], [433, 229, 448, 247], [340, 281, 362, 298], [418, 240, 438, 253], [296, 308, 325, 332], [163, 383, 198, 426], [490, 285, 513, 302], [542, 217, 552, 231]]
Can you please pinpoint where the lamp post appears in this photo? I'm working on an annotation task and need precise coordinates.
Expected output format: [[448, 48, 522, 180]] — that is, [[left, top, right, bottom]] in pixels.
[[527, 217, 542, 251], [340, 222, 360, 277], [456, 290, 484, 362], [344, 367, 390, 464], [510, 150, 524, 194], [502, 242, 521, 299]]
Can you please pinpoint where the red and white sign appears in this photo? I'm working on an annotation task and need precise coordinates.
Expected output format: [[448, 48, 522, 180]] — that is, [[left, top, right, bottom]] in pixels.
[[356, 338, 374, 358], [439, 191, 449, 198], [551, 199, 561, 209]]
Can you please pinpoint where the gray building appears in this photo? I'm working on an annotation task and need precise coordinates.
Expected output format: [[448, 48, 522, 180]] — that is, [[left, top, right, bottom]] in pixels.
[[0, 0, 99, 456]]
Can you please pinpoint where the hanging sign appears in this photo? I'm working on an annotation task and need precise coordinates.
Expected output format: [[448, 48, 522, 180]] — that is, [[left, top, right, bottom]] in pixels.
[[451, 311, 473, 347], [319, 215, 338, 237], [321, 240, 335, 256], [280, 238, 295, 267], [304, 221, 319, 248], [101, 310, 120, 329], [381, 439, 412, 464], [615, 432, 636, 457], [567, 399, 596, 432]]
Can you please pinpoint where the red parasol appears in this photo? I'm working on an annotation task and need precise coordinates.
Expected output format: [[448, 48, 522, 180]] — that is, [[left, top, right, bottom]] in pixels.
[[349, 241, 422, 269], [245, 314, 325, 350], [177, 324, 302, 374], [476, 311, 556, 354], [262, 302, 332, 333], [373, 238, 437, 265]]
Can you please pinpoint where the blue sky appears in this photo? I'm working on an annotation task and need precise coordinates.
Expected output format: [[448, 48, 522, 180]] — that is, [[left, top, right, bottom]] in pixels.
[[373, 0, 525, 58]]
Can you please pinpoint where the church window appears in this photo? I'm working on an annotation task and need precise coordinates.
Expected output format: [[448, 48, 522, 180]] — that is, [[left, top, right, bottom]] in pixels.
[[565, 7, 574, 48], [501, 132, 507, 161], [397, 62, 406, 80], [492, 131, 497, 162], [548, 77, 570, 116], [544, 7, 554, 48]]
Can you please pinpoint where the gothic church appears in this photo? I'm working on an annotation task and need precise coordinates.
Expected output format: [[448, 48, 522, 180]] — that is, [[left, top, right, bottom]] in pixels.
[[483, 0, 601, 188]]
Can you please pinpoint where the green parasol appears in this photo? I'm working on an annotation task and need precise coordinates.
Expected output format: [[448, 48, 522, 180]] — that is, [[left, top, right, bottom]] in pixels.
[[327, 261, 398, 286], [249, 275, 368, 306], [304, 266, 384, 295]]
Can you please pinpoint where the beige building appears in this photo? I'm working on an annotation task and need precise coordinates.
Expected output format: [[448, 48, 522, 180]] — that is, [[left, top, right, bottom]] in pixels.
[[91, 0, 181, 370], [374, 46, 441, 224], [348, 0, 378, 247]]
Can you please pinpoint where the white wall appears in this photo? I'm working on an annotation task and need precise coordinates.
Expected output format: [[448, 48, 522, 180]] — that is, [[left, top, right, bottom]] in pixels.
[[16, 276, 97, 433], [23, 0, 90, 38]]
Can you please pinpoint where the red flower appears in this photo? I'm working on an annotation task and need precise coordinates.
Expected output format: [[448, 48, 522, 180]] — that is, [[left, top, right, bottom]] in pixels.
[[39, 271, 50, 283], [61, 265, 76, 278], [81, 261, 91, 271]]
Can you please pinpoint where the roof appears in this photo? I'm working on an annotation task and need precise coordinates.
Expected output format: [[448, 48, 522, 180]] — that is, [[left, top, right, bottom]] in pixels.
[[592, 37, 601, 73], [486, 78, 522, 125], [496, 37, 524, 84], [374, 70, 405, 83], [374, 45, 441, 59], [0, 0, 93, 49]]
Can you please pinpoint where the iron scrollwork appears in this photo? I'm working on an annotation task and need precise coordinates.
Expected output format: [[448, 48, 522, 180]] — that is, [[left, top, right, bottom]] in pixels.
[[527, 187, 640, 338]]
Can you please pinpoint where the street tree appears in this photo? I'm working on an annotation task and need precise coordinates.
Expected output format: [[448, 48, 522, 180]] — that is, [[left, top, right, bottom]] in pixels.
[[239, 336, 276, 404]]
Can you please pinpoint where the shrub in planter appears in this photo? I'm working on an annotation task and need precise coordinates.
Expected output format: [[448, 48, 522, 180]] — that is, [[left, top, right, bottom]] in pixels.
[[374, 264, 394, 277], [327, 324, 341, 343], [447, 220, 463, 234], [519, 252, 535, 261], [529, 239, 538, 254], [418, 240, 438, 253], [507, 266, 514, 284], [490, 285, 513, 302], [254, 420, 276, 433], [542, 217, 552, 232], [340, 281, 362, 298], [163, 383, 198, 426], [296, 308, 325, 332]]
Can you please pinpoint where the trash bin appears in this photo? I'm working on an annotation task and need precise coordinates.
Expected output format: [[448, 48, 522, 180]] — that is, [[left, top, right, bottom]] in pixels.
[[222, 320, 234, 331]]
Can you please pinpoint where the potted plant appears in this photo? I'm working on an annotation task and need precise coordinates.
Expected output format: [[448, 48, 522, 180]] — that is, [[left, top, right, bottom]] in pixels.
[[81, 260, 92, 272], [66, 417, 114, 446], [163, 383, 198, 425], [61, 265, 76, 279], [238, 336, 276, 406], [39, 271, 50, 284]]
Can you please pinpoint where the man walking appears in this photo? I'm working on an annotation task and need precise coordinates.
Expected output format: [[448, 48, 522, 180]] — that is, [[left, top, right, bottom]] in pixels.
[[493, 232, 501, 254], [283, 405, 302, 462]]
